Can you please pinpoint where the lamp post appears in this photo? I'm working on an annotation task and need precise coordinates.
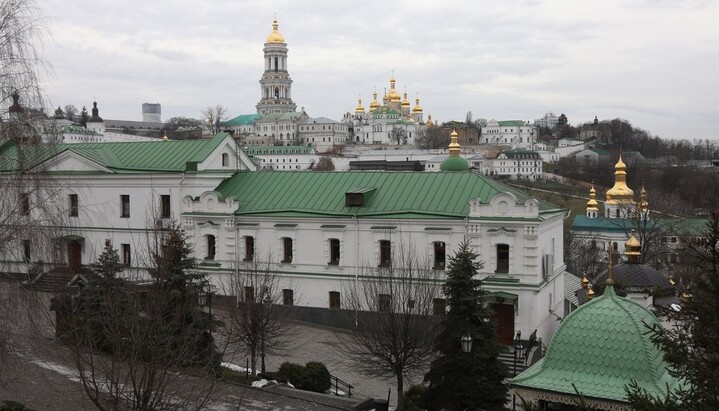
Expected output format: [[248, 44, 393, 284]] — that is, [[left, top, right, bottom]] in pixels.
[[512, 331, 525, 411], [461, 333, 474, 410]]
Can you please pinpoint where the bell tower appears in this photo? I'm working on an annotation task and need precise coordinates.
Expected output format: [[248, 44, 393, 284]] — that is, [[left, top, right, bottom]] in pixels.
[[256, 18, 296, 115]]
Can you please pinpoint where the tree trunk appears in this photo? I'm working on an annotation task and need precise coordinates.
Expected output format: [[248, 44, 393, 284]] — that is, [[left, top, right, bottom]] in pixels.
[[396, 372, 404, 411], [250, 346, 257, 376]]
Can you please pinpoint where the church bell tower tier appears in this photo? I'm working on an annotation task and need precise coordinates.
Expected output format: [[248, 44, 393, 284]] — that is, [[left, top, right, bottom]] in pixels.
[[256, 18, 297, 115]]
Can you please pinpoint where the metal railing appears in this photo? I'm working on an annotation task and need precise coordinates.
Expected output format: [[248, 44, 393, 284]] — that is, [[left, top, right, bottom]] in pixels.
[[329, 374, 354, 398]]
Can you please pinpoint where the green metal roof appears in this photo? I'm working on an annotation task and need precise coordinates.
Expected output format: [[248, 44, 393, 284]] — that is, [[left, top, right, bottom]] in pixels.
[[0, 133, 232, 173], [371, 106, 400, 116], [572, 215, 633, 232], [498, 120, 526, 127], [509, 285, 682, 404], [221, 114, 261, 126], [214, 171, 561, 219]]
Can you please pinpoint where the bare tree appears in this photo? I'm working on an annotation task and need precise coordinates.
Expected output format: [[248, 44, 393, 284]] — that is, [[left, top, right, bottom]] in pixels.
[[0, 0, 49, 110], [415, 127, 450, 149], [341, 245, 441, 411], [564, 231, 604, 281], [313, 156, 335, 171], [390, 126, 408, 145], [201, 105, 227, 135], [223, 257, 297, 376]]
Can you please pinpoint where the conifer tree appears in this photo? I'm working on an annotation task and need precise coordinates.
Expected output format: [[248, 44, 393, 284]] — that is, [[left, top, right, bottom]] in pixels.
[[79, 105, 89, 127], [626, 213, 719, 410], [424, 241, 508, 410]]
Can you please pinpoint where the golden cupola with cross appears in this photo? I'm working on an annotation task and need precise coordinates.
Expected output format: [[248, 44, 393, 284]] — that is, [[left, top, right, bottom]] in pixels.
[[604, 154, 636, 218]]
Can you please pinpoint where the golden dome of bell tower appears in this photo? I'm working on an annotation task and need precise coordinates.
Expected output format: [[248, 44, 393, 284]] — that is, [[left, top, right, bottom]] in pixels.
[[266, 18, 286, 44], [586, 185, 599, 219]]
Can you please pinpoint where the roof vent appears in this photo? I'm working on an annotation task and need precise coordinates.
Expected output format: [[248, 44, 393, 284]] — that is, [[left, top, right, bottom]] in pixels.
[[345, 187, 377, 207]]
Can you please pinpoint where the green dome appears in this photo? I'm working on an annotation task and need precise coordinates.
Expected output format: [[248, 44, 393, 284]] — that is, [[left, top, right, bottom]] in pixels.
[[509, 286, 682, 405], [440, 156, 469, 172]]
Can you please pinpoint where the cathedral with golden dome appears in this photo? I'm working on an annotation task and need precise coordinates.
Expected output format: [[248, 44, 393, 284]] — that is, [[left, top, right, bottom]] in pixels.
[[571, 154, 652, 258], [342, 75, 429, 145]]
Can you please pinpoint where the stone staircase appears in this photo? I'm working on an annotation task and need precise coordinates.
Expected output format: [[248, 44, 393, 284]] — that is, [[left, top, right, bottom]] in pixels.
[[24, 267, 76, 292], [498, 340, 543, 377]]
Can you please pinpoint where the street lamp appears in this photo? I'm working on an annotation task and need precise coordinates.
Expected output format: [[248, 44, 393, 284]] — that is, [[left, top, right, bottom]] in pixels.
[[512, 331, 525, 411], [461, 334, 473, 354]]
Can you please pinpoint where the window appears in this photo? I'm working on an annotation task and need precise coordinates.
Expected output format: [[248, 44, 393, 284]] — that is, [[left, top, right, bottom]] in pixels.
[[120, 195, 130, 218], [432, 298, 447, 315], [22, 240, 31, 262], [433, 242, 446, 269], [329, 239, 340, 265], [283, 289, 294, 306], [329, 291, 341, 309], [222, 153, 229, 167], [496, 244, 509, 273], [206, 235, 216, 260], [244, 236, 254, 262], [122, 244, 131, 266], [20, 193, 30, 216], [244, 286, 255, 303], [69, 194, 78, 217], [378, 294, 391, 312], [160, 195, 171, 219], [282, 237, 293, 263], [379, 240, 391, 267]]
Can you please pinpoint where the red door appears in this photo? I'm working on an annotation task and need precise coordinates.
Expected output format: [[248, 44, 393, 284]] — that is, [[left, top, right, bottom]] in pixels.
[[491, 303, 515, 346], [68, 241, 81, 273]]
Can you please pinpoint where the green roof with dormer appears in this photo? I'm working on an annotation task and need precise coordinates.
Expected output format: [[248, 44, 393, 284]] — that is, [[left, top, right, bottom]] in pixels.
[[509, 285, 683, 405], [214, 171, 562, 219], [221, 114, 261, 127], [0, 133, 233, 173]]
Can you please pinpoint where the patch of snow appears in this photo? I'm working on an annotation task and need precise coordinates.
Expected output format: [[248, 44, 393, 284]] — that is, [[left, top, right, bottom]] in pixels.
[[327, 387, 347, 396], [286, 381, 295, 389], [220, 361, 253, 374], [251, 379, 270, 388]]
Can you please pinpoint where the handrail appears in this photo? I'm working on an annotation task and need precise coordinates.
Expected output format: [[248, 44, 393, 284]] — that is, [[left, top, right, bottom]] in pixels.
[[329, 374, 354, 398]]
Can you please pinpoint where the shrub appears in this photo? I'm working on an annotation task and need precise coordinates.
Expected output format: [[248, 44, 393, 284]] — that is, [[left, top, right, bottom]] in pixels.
[[1, 401, 35, 411], [278, 362, 305, 387], [403, 384, 428, 411], [303, 361, 331, 393]]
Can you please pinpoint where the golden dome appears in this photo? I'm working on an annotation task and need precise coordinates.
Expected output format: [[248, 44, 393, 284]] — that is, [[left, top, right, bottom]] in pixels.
[[587, 286, 595, 300], [448, 129, 461, 156], [581, 274, 589, 289], [355, 98, 365, 114], [370, 91, 381, 111], [605, 154, 635, 204], [625, 228, 641, 262], [266, 18, 286, 43], [412, 96, 423, 113], [586, 185, 599, 211], [426, 114, 434, 126], [639, 184, 649, 212], [401, 91, 410, 107], [388, 76, 401, 102]]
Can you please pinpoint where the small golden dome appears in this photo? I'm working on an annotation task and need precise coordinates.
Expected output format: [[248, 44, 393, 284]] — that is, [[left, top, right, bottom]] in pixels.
[[355, 98, 365, 114], [266, 18, 286, 44], [370, 91, 381, 111], [448, 129, 461, 156], [412, 96, 423, 113], [586, 185, 599, 211], [587, 286, 595, 300], [162, 131, 169, 141], [426, 114, 434, 126], [625, 228, 641, 263], [388, 76, 401, 102], [605, 154, 635, 204], [401, 91, 410, 107], [639, 184, 649, 212], [581, 274, 589, 289]]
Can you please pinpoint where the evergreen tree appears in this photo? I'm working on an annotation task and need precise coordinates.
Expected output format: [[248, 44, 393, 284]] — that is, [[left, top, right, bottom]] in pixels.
[[91, 239, 124, 279], [626, 213, 719, 410], [424, 241, 508, 410], [79, 105, 89, 127]]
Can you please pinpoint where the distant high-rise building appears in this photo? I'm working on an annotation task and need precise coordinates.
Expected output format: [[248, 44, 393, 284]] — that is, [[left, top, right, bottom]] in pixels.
[[142, 103, 161, 123]]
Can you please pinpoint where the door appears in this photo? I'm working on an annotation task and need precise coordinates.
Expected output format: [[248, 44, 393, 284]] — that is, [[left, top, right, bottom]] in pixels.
[[491, 303, 515, 346], [68, 241, 81, 273]]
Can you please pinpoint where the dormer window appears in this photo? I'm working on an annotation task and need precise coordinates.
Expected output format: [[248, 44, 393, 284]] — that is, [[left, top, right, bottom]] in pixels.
[[346, 193, 363, 207]]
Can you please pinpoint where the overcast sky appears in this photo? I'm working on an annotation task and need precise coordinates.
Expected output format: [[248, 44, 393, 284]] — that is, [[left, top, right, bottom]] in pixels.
[[38, 0, 719, 139]]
